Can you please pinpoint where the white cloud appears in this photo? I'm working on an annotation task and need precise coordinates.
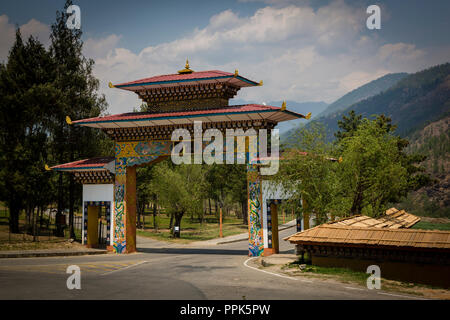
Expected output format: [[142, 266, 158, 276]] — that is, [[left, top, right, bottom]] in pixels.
[[66, 1, 450, 114], [377, 42, 425, 64], [84, 34, 121, 60], [0, 15, 50, 62]]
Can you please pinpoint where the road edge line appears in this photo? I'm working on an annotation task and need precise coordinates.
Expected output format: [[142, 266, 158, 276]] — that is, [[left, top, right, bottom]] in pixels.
[[243, 257, 313, 283]]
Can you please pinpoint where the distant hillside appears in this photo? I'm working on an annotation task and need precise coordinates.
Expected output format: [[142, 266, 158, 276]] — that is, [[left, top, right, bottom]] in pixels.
[[291, 63, 450, 142], [318, 72, 408, 118], [397, 115, 450, 217]]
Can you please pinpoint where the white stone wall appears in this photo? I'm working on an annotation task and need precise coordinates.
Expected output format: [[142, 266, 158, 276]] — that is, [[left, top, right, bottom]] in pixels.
[[261, 181, 293, 249], [82, 184, 114, 245]]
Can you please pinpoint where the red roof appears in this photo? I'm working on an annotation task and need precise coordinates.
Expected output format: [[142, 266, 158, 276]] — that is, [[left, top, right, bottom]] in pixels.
[[75, 104, 275, 123], [51, 157, 114, 171], [72, 104, 307, 129], [113, 70, 259, 90]]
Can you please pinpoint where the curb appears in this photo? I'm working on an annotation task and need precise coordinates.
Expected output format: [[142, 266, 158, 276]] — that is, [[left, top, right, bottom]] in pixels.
[[0, 250, 108, 259], [216, 223, 297, 245]]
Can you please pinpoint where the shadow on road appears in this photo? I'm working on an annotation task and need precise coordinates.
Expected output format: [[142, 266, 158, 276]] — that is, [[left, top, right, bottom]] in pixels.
[[137, 247, 249, 256], [137, 247, 294, 256]]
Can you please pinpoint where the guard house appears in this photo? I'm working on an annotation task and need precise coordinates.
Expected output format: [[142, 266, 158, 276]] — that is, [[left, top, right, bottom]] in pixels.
[[51, 61, 311, 256], [51, 157, 115, 249]]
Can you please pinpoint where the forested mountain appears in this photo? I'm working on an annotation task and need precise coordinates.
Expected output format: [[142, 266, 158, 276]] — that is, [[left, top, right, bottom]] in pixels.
[[283, 63, 450, 143], [318, 72, 408, 118], [324, 63, 449, 138], [398, 115, 450, 217], [282, 63, 450, 217]]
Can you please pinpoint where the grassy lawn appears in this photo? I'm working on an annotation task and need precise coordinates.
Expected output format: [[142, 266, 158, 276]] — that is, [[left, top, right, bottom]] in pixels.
[[0, 211, 84, 251], [284, 263, 370, 286], [412, 220, 450, 231], [137, 213, 248, 243], [281, 260, 450, 297]]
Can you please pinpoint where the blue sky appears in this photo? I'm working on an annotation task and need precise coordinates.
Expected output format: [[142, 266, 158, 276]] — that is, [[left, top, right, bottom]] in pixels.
[[1, 0, 449, 115]]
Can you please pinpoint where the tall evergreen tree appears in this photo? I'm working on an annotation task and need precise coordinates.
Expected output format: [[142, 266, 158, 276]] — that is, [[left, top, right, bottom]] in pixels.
[[0, 31, 57, 232], [49, 0, 108, 237]]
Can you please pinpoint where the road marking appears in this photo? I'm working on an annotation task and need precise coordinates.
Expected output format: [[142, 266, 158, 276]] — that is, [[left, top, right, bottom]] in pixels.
[[100, 260, 148, 276], [243, 257, 313, 283], [377, 291, 427, 300], [344, 286, 365, 291]]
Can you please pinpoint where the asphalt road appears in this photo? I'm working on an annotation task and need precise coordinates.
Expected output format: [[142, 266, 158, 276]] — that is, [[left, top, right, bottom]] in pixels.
[[0, 227, 422, 300]]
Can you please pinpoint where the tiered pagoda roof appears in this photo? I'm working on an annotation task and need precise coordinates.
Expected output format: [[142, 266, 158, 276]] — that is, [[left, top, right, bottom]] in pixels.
[[108, 61, 264, 112], [73, 104, 306, 129], [50, 157, 114, 171], [55, 62, 311, 174], [112, 70, 260, 91], [50, 157, 115, 184]]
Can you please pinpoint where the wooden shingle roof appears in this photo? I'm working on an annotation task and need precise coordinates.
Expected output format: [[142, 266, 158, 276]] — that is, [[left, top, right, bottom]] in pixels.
[[328, 208, 421, 229], [284, 225, 450, 250]]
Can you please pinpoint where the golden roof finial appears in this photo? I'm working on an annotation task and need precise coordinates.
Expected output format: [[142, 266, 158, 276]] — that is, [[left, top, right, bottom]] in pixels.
[[281, 101, 286, 111], [305, 112, 312, 120], [66, 116, 72, 125], [178, 58, 194, 74], [44, 164, 51, 171]]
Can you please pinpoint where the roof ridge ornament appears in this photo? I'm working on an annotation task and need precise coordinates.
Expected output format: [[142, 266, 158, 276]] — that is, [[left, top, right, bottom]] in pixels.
[[178, 58, 194, 74]]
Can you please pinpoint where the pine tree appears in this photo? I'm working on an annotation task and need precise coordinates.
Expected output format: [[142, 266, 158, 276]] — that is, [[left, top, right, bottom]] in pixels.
[[0, 31, 57, 232], [49, 0, 108, 237]]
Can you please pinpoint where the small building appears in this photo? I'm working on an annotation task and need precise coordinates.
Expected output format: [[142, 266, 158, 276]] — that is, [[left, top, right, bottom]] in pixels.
[[51, 157, 115, 249], [285, 223, 450, 288]]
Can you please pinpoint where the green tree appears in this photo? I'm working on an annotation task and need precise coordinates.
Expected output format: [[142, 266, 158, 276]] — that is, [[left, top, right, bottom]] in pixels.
[[152, 162, 205, 237], [334, 110, 362, 142], [49, 0, 108, 237], [276, 122, 340, 224], [0, 31, 57, 232], [336, 112, 431, 195], [338, 118, 409, 216]]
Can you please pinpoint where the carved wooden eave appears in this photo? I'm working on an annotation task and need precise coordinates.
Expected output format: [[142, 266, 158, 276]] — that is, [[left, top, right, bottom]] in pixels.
[[103, 119, 277, 141], [73, 170, 114, 184]]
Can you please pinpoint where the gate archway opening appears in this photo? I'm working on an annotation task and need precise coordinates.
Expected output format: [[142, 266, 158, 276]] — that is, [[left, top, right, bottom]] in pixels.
[[50, 62, 312, 256]]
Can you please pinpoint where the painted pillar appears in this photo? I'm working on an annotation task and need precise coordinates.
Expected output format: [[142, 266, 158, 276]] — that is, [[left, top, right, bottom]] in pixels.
[[113, 155, 127, 253], [125, 166, 137, 253], [247, 164, 264, 257], [271, 203, 279, 254], [113, 156, 137, 253], [87, 205, 99, 247], [302, 198, 310, 230], [113, 140, 172, 253]]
